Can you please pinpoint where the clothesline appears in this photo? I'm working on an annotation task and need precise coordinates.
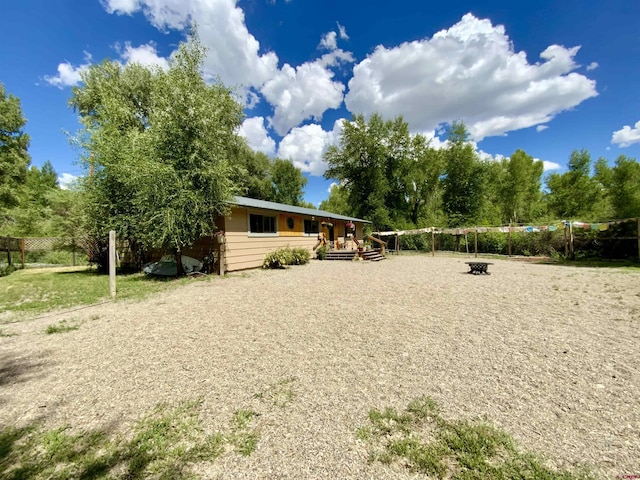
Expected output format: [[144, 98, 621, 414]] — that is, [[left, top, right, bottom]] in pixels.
[[376, 217, 639, 237]]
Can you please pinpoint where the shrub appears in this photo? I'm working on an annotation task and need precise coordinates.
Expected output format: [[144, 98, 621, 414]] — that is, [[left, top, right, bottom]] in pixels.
[[0, 264, 17, 277], [289, 247, 310, 265], [262, 247, 310, 269], [316, 245, 328, 260]]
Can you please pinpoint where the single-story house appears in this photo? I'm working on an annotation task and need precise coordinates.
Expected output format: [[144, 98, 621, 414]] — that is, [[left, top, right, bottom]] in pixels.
[[177, 196, 371, 273]]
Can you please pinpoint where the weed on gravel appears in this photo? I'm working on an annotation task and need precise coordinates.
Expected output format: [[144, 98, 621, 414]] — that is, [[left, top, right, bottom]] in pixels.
[[358, 396, 594, 479], [45, 319, 81, 335], [0, 399, 259, 479]]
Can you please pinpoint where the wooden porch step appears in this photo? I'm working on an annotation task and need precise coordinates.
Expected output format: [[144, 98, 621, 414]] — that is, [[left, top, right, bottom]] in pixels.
[[362, 250, 386, 261], [325, 250, 357, 260]]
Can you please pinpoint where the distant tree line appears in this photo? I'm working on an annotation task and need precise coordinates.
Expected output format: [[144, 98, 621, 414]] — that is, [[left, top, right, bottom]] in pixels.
[[322, 114, 640, 233]]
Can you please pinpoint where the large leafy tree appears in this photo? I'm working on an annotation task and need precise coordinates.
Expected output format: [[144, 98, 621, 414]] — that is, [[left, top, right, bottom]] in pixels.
[[0, 83, 31, 227], [324, 113, 392, 229], [546, 149, 604, 219], [498, 149, 544, 224], [441, 121, 485, 227], [270, 158, 307, 206], [71, 30, 243, 274], [324, 113, 445, 230], [319, 183, 352, 216], [610, 155, 640, 218]]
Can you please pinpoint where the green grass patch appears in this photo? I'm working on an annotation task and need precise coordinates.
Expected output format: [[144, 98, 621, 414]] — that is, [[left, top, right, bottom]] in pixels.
[[0, 399, 259, 479], [358, 396, 594, 479], [0, 329, 16, 337], [0, 267, 209, 320], [45, 319, 81, 335]]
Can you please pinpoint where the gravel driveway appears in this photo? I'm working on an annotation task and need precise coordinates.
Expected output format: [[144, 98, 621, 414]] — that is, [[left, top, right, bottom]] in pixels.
[[1, 255, 639, 478]]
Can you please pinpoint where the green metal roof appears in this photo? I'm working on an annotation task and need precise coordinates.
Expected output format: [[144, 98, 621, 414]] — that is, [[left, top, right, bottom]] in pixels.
[[230, 196, 371, 223]]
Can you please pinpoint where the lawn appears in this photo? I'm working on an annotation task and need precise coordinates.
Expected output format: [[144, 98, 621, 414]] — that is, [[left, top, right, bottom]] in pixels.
[[0, 267, 205, 319]]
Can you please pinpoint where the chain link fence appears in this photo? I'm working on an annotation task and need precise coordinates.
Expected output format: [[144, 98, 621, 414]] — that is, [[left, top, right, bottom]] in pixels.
[[1, 236, 88, 269]]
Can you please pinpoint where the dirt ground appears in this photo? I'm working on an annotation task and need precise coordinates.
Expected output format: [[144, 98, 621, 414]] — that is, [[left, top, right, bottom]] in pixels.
[[1, 255, 639, 479]]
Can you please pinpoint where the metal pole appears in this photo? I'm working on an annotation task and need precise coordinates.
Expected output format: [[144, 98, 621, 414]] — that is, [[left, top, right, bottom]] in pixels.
[[474, 229, 478, 258], [109, 230, 116, 297], [431, 228, 435, 257]]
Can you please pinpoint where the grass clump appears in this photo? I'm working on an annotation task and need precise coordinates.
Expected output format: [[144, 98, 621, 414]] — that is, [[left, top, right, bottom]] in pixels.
[[262, 247, 310, 269], [228, 409, 260, 456], [45, 319, 81, 335], [0, 399, 259, 479], [358, 396, 594, 479]]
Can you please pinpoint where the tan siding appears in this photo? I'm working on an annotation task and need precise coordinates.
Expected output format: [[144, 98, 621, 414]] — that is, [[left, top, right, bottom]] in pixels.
[[278, 213, 303, 236], [220, 206, 367, 272]]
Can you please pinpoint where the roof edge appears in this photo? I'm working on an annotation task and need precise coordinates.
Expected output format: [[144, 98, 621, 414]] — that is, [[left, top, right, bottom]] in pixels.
[[229, 196, 371, 224]]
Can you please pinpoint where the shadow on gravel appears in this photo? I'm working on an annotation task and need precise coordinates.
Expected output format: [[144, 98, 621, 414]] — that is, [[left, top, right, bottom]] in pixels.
[[0, 352, 53, 389]]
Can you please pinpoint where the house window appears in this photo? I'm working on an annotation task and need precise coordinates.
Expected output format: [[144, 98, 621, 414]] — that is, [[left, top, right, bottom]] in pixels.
[[304, 219, 320, 235], [249, 213, 277, 234]]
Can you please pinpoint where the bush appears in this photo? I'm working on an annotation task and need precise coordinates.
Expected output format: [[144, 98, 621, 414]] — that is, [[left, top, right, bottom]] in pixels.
[[0, 264, 17, 277], [316, 245, 328, 260], [262, 247, 310, 269], [289, 247, 310, 265]]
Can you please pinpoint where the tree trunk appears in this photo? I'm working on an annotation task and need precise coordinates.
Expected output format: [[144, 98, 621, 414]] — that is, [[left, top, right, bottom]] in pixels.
[[175, 250, 185, 277]]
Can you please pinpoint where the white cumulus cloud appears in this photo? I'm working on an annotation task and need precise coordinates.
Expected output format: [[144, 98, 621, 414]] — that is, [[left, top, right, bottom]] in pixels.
[[262, 50, 354, 136], [101, 0, 352, 135], [586, 62, 599, 71], [611, 120, 640, 147], [337, 22, 349, 40], [319, 31, 338, 50], [58, 173, 79, 189], [536, 125, 548, 132], [277, 120, 345, 175], [542, 161, 561, 171], [237, 116, 276, 156], [116, 42, 169, 69], [345, 13, 597, 141], [101, 0, 279, 92], [101, 0, 141, 14], [45, 53, 92, 88]]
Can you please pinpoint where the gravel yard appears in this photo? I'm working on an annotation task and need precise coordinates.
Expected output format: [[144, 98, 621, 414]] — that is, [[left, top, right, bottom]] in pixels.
[[1, 255, 639, 478]]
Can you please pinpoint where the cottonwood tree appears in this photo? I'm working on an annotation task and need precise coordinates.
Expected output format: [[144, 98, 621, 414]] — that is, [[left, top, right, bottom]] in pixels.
[[441, 121, 485, 227], [324, 113, 392, 229], [270, 158, 307, 206], [610, 155, 640, 218], [0, 83, 31, 228], [546, 149, 604, 220], [71, 30, 243, 274], [498, 149, 544, 224]]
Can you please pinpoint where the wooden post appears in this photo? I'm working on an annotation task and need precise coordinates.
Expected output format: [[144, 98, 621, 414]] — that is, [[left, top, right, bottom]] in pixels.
[[109, 230, 116, 298], [6, 238, 11, 267], [431, 228, 435, 257], [21, 238, 25, 269], [508, 224, 512, 257], [474, 229, 478, 258], [563, 222, 568, 257], [219, 244, 226, 275], [637, 217, 640, 261], [569, 221, 575, 259], [397, 234, 401, 255]]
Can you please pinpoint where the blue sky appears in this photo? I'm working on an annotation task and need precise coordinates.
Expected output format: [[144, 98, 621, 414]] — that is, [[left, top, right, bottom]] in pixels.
[[2, 0, 640, 206]]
